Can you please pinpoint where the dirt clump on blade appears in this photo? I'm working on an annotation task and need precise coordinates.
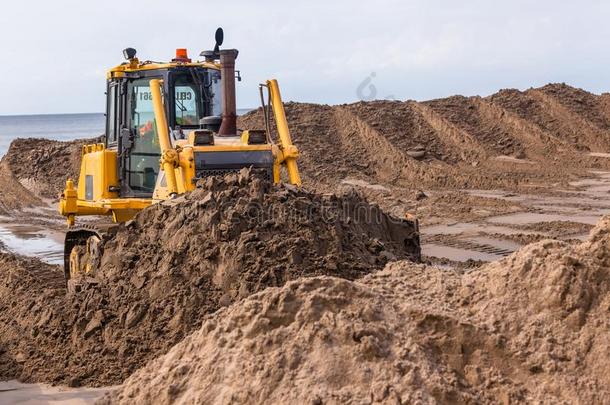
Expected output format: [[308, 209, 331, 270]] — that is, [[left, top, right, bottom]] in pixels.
[[102, 216, 610, 405], [0, 170, 418, 387], [104, 169, 420, 287]]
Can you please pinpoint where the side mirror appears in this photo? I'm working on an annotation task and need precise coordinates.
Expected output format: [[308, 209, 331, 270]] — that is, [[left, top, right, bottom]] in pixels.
[[121, 127, 134, 149]]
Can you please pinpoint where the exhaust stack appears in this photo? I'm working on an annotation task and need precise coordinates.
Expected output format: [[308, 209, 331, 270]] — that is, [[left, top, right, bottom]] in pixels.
[[218, 49, 239, 136]]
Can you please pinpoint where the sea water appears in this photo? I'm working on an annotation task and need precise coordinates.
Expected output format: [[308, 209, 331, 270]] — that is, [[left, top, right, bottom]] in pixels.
[[0, 113, 105, 156], [0, 109, 254, 157]]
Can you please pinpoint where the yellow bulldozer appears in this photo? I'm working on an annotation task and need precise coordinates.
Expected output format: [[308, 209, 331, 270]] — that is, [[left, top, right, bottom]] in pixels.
[[58, 28, 302, 290]]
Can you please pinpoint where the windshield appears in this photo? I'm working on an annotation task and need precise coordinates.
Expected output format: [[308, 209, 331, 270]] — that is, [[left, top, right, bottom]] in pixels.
[[174, 75, 200, 126], [171, 68, 221, 128]]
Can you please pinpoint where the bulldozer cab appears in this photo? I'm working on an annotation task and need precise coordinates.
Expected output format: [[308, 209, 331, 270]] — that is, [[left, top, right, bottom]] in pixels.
[[59, 28, 302, 228], [106, 64, 222, 198]]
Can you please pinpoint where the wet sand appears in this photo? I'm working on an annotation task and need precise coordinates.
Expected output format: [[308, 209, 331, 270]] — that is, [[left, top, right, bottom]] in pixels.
[[420, 170, 610, 262], [0, 221, 64, 265], [0, 381, 113, 404]]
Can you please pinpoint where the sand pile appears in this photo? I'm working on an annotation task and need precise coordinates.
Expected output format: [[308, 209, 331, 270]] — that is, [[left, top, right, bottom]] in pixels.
[[0, 253, 66, 381], [0, 171, 419, 386], [100, 270, 498, 405], [460, 216, 610, 401], [0, 137, 97, 215], [342, 100, 464, 164], [489, 85, 610, 153], [424, 95, 527, 158], [538, 83, 610, 131], [239, 83, 610, 197], [239, 102, 396, 193], [101, 216, 610, 404], [2, 137, 96, 199], [0, 161, 43, 214]]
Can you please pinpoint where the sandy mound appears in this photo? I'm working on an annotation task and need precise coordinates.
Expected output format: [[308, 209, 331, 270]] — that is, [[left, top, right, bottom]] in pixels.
[[0, 161, 43, 214], [102, 216, 610, 404], [424, 95, 526, 158], [0, 253, 65, 381], [2, 137, 96, 199], [0, 137, 98, 215], [538, 83, 610, 132], [489, 86, 610, 153], [239, 83, 610, 198], [0, 172, 418, 387], [100, 271, 497, 405], [460, 216, 610, 401]]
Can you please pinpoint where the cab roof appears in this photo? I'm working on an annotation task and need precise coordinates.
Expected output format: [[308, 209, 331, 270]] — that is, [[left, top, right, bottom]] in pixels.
[[107, 58, 221, 80]]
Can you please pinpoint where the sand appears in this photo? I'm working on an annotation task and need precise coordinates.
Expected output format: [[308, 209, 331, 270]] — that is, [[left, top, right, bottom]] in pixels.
[[101, 216, 610, 404], [0, 171, 418, 387], [0, 82, 609, 404]]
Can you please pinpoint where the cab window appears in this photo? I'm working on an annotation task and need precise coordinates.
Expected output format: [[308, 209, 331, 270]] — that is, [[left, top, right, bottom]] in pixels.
[[210, 70, 222, 116], [106, 83, 118, 144], [174, 75, 200, 126], [128, 78, 161, 194]]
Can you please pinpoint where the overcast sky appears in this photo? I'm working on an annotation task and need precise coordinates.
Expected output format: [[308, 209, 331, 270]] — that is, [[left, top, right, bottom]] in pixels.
[[0, 0, 608, 115]]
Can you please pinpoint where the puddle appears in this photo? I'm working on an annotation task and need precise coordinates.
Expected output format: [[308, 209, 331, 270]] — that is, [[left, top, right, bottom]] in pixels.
[[422, 244, 502, 262], [487, 212, 603, 226], [423, 222, 539, 236], [493, 155, 534, 164], [0, 380, 113, 404], [588, 152, 610, 158], [466, 236, 522, 251], [0, 223, 64, 265], [341, 178, 390, 192]]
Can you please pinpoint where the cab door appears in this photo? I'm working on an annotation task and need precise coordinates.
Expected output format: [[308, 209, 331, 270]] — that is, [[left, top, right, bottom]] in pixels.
[[125, 78, 162, 196], [105, 81, 120, 149]]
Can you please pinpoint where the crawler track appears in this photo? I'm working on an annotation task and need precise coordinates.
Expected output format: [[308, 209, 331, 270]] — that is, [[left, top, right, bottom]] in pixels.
[[63, 223, 119, 286]]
